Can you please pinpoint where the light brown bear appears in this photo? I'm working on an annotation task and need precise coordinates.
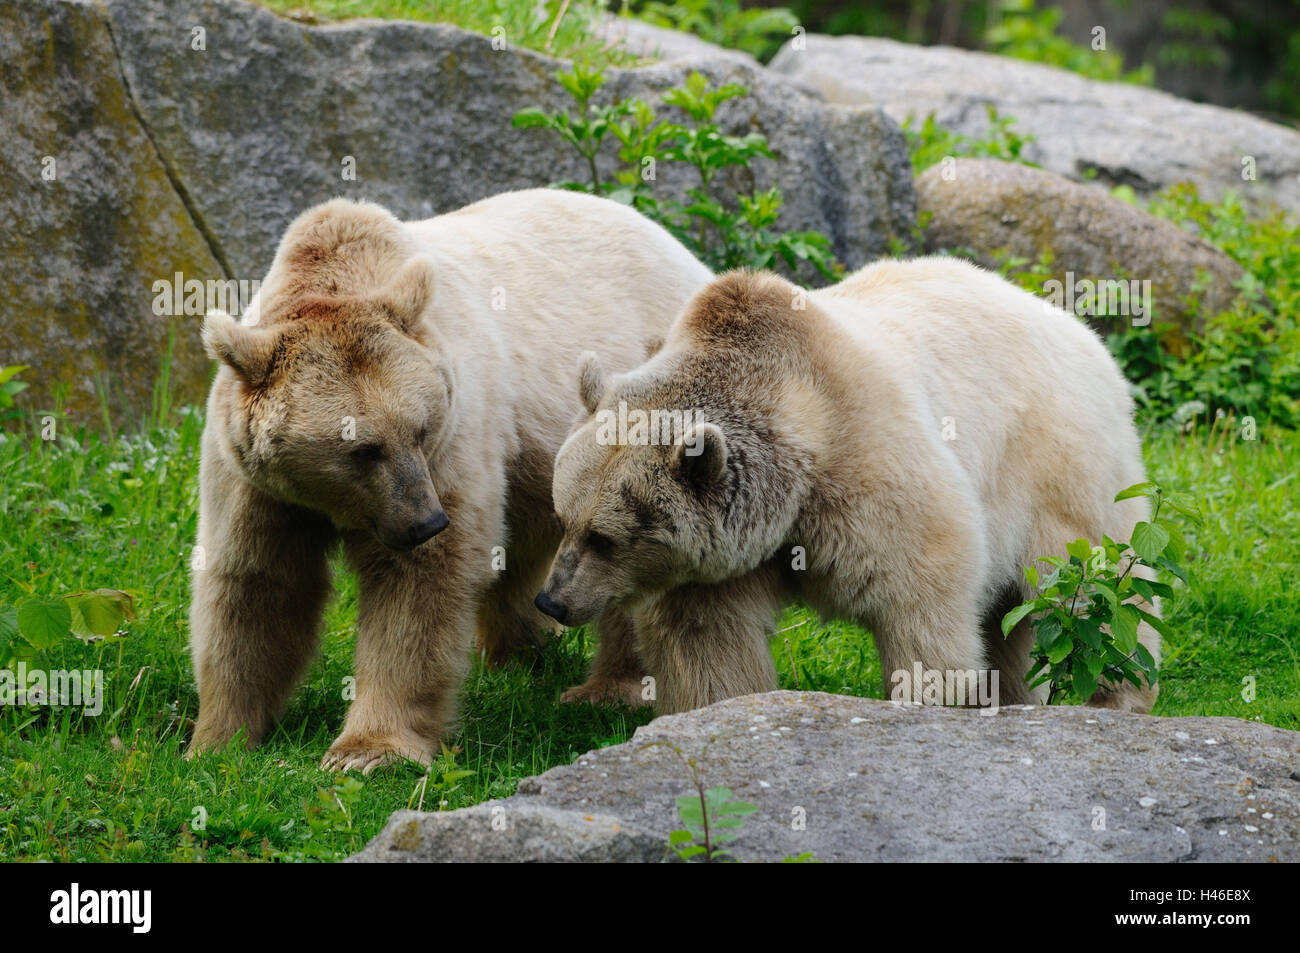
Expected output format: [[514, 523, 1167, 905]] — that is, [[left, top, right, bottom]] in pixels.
[[536, 257, 1160, 715], [188, 189, 711, 771]]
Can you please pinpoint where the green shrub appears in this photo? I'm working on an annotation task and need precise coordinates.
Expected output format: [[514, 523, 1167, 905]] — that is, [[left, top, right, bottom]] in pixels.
[[1003, 483, 1196, 704], [633, 0, 799, 60], [901, 106, 1036, 174], [256, 0, 638, 67], [985, 0, 1153, 84], [514, 65, 841, 281]]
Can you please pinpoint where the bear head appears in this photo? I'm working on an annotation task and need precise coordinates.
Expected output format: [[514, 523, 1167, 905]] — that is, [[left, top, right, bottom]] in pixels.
[[536, 272, 818, 625], [202, 201, 453, 552]]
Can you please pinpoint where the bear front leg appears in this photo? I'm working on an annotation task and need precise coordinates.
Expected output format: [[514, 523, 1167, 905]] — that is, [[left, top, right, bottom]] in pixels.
[[634, 572, 783, 715], [872, 591, 991, 706], [188, 459, 337, 756], [560, 607, 650, 708], [323, 533, 482, 773]]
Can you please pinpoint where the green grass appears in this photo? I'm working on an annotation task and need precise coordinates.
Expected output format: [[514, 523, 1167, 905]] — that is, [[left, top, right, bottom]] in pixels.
[[1, 387, 1296, 861], [252, 0, 641, 67]]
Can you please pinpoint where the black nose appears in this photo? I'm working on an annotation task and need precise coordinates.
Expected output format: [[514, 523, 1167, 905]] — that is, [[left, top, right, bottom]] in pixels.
[[534, 591, 568, 624], [408, 510, 449, 546]]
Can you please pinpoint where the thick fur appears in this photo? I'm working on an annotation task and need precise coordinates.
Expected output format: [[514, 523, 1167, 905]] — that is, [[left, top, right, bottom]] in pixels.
[[188, 189, 712, 771], [538, 257, 1160, 715]]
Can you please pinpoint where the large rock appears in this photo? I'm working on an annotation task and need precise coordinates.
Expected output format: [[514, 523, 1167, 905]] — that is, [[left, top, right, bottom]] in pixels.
[[6, 0, 914, 425], [916, 159, 1246, 336], [770, 34, 1300, 215], [0, 0, 223, 419], [103, 0, 915, 283], [352, 691, 1300, 863]]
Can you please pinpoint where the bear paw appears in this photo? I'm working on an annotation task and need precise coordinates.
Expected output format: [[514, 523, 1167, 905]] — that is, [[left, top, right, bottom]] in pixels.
[[560, 676, 650, 709], [320, 734, 432, 775]]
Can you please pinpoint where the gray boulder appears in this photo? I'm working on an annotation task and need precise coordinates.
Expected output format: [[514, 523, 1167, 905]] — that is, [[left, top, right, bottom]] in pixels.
[[353, 691, 1300, 863], [0, 0, 222, 418], [770, 34, 1300, 215], [916, 159, 1246, 336], [6, 0, 914, 423], [103, 0, 914, 283]]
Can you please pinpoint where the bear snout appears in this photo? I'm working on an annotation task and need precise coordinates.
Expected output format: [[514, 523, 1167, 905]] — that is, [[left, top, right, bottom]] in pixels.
[[407, 509, 450, 547], [534, 590, 568, 624]]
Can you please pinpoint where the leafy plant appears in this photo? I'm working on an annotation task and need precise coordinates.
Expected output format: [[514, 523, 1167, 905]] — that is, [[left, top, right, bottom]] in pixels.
[[643, 740, 756, 862], [1112, 184, 1300, 428], [901, 106, 1036, 174], [513, 65, 840, 281], [256, 0, 639, 68], [0, 365, 29, 425], [6, 589, 135, 657], [985, 0, 1152, 84], [634, 0, 799, 60], [1002, 482, 1197, 704]]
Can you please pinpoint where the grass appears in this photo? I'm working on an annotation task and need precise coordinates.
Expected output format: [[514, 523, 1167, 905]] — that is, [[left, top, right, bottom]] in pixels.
[[252, 0, 641, 67], [1, 382, 1296, 861]]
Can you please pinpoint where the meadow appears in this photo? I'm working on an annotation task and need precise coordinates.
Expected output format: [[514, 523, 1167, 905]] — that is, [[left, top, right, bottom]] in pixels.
[[2, 1, 1297, 864], [0, 375, 1296, 860]]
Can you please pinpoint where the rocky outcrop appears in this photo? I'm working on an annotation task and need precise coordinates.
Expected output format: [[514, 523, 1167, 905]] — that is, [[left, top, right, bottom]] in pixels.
[[0, 0, 223, 418], [352, 691, 1300, 863], [4, 0, 916, 421], [916, 159, 1246, 336], [770, 34, 1300, 215]]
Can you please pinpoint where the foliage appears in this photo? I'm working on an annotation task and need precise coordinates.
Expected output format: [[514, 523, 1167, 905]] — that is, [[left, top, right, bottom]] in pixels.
[[633, 0, 799, 60], [901, 106, 1036, 174], [1111, 184, 1300, 428], [1003, 483, 1197, 704], [0, 366, 29, 425], [643, 740, 756, 862], [985, 0, 1152, 84], [255, 0, 638, 67], [514, 65, 840, 280]]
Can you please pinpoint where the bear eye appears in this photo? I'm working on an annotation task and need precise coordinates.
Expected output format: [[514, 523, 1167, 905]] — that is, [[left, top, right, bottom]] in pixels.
[[584, 531, 614, 557], [417, 425, 429, 445], [350, 442, 386, 464]]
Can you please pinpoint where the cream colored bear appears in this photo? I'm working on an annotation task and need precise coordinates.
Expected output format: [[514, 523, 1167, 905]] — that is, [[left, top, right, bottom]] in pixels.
[[188, 189, 711, 771], [537, 257, 1160, 714]]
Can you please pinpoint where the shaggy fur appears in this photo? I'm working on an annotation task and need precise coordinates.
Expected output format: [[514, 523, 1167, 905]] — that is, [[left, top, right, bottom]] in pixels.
[[538, 257, 1160, 715], [188, 189, 711, 771]]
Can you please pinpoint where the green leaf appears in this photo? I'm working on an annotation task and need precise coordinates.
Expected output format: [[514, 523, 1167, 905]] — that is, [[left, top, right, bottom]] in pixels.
[[1046, 632, 1074, 664], [0, 606, 17, 654], [1110, 604, 1141, 655], [16, 596, 72, 650], [1065, 538, 1093, 563], [1114, 482, 1157, 502], [668, 829, 695, 845], [1130, 521, 1171, 563], [71, 591, 127, 637], [1071, 655, 1098, 700], [1002, 600, 1040, 636]]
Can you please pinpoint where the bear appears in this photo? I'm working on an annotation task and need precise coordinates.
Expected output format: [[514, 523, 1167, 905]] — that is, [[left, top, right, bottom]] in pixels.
[[187, 188, 712, 772], [535, 256, 1161, 715]]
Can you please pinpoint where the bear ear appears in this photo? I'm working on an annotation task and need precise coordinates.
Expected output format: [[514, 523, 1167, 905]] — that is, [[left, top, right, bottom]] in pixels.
[[677, 421, 727, 486], [202, 309, 276, 387], [577, 350, 607, 414], [378, 256, 436, 334]]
